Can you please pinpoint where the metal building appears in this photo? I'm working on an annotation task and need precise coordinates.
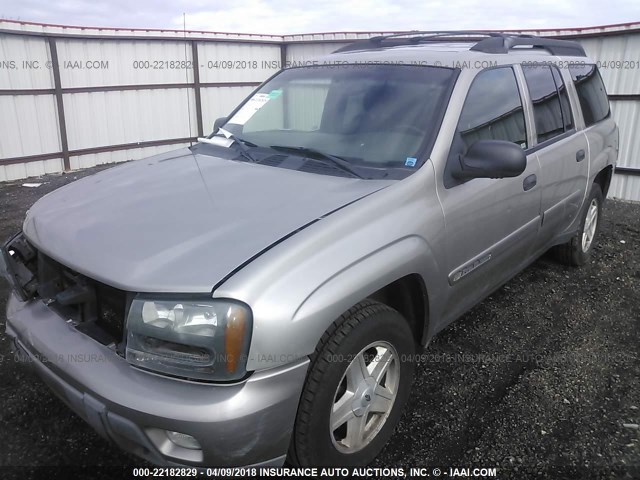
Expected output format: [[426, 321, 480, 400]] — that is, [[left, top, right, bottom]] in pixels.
[[0, 19, 638, 201]]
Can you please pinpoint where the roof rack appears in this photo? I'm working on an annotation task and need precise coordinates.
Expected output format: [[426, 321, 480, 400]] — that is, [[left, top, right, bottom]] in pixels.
[[333, 31, 587, 57]]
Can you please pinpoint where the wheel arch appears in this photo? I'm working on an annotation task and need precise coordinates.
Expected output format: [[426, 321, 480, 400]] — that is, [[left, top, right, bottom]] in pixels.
[[368, 273, 430, 347], [594, 164, 613, 198]]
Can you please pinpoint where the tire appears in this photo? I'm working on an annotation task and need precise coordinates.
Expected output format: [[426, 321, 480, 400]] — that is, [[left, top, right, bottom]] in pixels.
[[288, 300, 416, 466], [554, 183, 604, 266]]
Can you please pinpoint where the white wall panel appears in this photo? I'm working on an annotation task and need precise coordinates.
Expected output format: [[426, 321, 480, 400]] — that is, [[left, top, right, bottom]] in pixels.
[[63, 89, 198, 150], [610, 100, 640, 170], [198, 43, 281, 82], [0, 95, 60, 158], [610, 174, 640, 201], [283, 32, 392, 42], [0, 158, 63, 182], [56, 39, 194, 87], [0, 19, 283, 42], [0, 35, 53, 89], [69, 143, 191, 171], [286, 43, 349, 63]]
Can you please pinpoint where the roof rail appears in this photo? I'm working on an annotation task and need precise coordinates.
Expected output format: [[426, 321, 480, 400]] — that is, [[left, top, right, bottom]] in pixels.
[[469, 35, 586, 56], [333, 31, 587, 57]]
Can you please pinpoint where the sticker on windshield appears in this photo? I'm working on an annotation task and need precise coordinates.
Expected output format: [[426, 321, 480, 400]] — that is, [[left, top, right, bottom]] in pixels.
[[268, 89, 283, 99], [229, 93, 271, 125], [405, 157, 417, 167]]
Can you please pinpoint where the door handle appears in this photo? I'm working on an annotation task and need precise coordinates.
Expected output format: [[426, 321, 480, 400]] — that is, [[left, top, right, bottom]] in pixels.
[[576, 149, 586, 162], [523, 174, 537, 191]]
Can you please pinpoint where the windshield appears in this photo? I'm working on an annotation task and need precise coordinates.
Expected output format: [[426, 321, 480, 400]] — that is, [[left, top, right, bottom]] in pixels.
[[210, 64, 456, 178]]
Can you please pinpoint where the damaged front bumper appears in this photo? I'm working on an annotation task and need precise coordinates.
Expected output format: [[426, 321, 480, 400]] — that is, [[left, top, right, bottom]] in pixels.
[[5, 292, 308, 467]]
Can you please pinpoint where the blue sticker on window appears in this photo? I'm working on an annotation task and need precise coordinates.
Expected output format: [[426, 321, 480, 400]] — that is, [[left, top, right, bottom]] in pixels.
[[405, 157, 417, 167]]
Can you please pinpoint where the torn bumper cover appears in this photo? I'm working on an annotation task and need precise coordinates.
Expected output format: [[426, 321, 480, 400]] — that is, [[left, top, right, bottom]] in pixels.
[[5, 293, 309, 467]]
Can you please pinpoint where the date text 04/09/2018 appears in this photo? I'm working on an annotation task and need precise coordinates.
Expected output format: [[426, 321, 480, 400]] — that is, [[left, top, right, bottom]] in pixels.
[[206, 467, 405, 477], [204, 467, 498, 477]]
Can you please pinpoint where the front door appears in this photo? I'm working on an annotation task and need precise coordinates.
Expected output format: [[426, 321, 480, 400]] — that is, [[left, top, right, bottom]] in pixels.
[[437, 66, 541, 324]]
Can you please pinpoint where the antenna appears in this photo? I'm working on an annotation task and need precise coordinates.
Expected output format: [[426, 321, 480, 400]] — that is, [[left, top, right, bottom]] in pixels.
[[183, 13, 194, 147]]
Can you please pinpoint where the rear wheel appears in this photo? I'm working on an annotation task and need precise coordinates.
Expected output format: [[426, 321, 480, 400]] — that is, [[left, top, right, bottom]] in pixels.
[[554, 183, 604, 266], [289, 300, 415, 466]]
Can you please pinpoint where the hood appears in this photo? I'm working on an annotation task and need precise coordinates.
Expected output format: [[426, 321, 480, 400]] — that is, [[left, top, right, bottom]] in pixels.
[[23, 148, 391, 293]]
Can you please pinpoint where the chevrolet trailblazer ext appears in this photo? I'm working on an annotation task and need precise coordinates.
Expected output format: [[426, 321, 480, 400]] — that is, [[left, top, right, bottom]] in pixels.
[[2, 32, 617, 467]]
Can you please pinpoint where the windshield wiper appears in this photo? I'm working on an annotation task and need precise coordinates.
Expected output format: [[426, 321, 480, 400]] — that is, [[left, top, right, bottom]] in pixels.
[[269, 145, 364, 179], [212, 128, 258, 162]]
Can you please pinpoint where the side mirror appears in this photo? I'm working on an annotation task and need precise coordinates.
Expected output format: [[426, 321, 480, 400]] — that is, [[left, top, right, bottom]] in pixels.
[[213, 116, 228, 133], [453, 140, 526, 180]]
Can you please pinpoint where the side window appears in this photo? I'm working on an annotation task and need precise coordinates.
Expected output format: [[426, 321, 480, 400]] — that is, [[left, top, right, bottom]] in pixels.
[[551, 66, 574, 131], [522, 65, 566, 144], [457, 67, 527, 152], [568, 64, 610, 126]]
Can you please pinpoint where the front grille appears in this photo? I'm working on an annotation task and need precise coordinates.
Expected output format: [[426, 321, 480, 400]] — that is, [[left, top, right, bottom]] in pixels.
[[36, 248, 127, 345], [92, 281, 128, 342], [4, 233, 128, 347]]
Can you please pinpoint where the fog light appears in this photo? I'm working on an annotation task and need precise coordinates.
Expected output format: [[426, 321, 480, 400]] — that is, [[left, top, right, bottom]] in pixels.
[[166, 431, 201, 450]]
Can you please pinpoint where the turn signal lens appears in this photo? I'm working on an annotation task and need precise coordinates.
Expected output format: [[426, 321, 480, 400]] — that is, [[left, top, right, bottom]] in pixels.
[[225, 306, 247, 373]]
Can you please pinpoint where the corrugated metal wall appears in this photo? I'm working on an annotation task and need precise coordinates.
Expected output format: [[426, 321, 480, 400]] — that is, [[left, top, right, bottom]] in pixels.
[[0, 20, 639, 201], [0, 32, 62, 178], [0, 22, 284, 181], [576, 34, 640, 201]]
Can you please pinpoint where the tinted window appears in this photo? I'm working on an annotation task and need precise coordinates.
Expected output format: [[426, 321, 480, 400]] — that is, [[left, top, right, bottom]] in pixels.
[[568, 64, 610, 126], [522, 65, 565, 143], [457, 67, 527, 152], [551, 66, 574, 131]]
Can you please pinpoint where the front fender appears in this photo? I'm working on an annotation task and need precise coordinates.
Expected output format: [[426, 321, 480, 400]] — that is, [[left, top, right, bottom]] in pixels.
[[290, 234, 440, 351], [214, 166, 446, 372], [245, 236, 441, 372]]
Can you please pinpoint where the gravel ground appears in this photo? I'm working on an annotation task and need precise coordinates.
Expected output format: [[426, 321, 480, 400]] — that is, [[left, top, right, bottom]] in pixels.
[[0, 165, 638, 479]]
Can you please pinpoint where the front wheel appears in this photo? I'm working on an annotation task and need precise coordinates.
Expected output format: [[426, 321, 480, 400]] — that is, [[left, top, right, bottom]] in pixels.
[[288, 300, 416, 466], [554, 183, 604, 266]]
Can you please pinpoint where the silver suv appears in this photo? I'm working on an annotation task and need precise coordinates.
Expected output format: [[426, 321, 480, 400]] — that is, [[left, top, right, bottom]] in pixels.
[[2, 32, 618, 467]]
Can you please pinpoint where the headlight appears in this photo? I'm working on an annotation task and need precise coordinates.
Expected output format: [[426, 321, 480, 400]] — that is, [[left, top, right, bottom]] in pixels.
[[125, 296, 252, 382]]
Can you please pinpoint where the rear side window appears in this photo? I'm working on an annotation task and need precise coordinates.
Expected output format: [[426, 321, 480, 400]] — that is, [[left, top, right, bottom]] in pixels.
[[551, 66, 574, 131], [522, 65, 569, 143], [568, 64, 610, 126], [457, 67, 527, 152]]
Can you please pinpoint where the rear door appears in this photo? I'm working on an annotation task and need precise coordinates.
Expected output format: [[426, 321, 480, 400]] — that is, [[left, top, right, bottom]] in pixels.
[[521, 64, 589, 247], [568, 63, 618, 195]]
